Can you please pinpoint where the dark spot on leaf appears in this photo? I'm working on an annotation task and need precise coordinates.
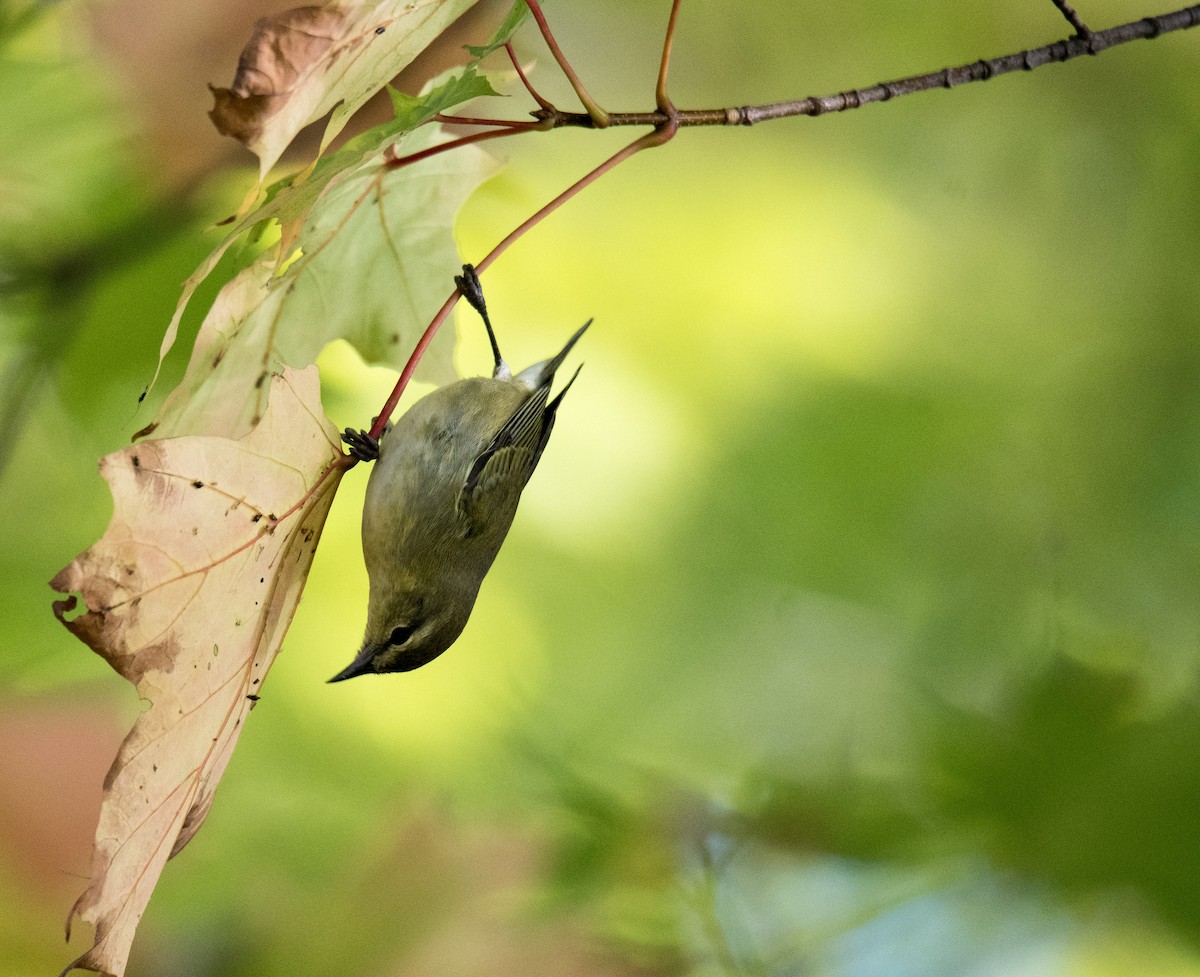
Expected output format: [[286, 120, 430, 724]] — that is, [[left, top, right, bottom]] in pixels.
[[127, 637, 178, 683], [390, 332, 400, 344], [52, 593, 81, 623]]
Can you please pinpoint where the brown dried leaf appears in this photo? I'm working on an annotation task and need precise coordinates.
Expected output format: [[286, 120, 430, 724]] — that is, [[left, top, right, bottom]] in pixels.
[[209, 0, 480, 179], [53, 366, 348, 977], [209, 6, 344, 144]]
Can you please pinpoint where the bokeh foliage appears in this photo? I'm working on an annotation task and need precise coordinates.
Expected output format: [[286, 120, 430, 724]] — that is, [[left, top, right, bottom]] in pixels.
[[3, 0, 1199, 975]]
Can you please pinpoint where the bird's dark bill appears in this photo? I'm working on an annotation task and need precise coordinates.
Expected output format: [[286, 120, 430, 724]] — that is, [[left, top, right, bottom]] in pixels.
[[327, 649, 377, 683]]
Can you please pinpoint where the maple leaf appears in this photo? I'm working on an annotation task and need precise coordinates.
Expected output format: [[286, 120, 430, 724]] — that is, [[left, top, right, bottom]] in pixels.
[[145, 71, 500, 440], [147, 120, 498, 442], [52, 366, 349, 977], [208, 0, 481, 181]]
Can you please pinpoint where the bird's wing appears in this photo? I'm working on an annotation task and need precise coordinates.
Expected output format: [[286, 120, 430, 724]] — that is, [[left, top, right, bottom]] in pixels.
[[457, 365, 584, 535], [457, 384, 551, 532]]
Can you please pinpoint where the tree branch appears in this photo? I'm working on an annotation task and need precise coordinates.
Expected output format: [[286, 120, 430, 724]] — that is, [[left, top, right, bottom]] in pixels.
[[526, 4, 1199, 129], [365, 1, 1198, 436], [383, 5, 1198, 184]]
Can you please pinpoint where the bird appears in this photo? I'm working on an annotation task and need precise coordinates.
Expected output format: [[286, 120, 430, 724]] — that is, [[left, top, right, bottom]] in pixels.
[[330, 265, 588, 682]]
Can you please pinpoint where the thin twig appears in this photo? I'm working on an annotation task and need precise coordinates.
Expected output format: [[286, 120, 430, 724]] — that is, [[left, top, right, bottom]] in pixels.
[[506, 40, 554, 112], [474, 124, 678, 277], [656, 0, 685, 114], [1050, 0, 1094, 39], [366, 283, 458, 440], [384, 124, 531, 170], [367, 124, 678, 440], [523, 0, 610, 126], [432, 113, 540, 129]]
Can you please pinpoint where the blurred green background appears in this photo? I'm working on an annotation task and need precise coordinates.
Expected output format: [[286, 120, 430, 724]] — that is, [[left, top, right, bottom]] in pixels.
[[4, 0, 1200, 974]]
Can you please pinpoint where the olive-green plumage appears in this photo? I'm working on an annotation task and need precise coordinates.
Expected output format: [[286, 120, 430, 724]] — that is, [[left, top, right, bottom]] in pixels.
[[330, 268, 587, 682]]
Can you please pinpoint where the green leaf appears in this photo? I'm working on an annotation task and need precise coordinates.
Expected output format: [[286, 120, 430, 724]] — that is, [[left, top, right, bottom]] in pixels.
[[150, 123, 499, 439], [386, 65, 500, 125], [146, 67, 504, 429], [464, 0, 533, 59]]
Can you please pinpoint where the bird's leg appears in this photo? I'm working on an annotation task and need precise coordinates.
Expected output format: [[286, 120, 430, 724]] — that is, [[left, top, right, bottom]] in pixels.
[[341, 428, 380, 462], [454, 264, 509, 379]]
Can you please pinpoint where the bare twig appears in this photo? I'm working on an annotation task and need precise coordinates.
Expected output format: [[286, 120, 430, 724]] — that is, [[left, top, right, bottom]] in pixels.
[[417, 4, 1199, 137], [384, 123, 534, 170], [543, 4, 1200, 128], [506, 40, 554, 112], [431, 113, 539, 129], [1050, 0, 1094, 40], [367, 123, 678, 442], [473, 124, 678, 278], [656, 0, 684, 114], [523, 0, 610, 126]]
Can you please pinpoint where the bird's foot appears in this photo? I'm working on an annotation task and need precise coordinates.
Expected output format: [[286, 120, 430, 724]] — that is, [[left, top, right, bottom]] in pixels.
[[341, 428, 380, 462], [454, 263, 487, 317]]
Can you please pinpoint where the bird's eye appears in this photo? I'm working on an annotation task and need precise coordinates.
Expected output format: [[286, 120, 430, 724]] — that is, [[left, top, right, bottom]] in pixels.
[[388, 624, 416, 646]]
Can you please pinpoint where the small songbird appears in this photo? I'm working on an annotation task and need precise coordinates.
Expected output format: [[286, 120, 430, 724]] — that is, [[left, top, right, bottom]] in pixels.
[[330, 265, 588, 682]]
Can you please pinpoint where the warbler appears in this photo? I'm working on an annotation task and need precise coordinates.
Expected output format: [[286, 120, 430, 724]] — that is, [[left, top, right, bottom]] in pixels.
[[330, 265, 588, 682]]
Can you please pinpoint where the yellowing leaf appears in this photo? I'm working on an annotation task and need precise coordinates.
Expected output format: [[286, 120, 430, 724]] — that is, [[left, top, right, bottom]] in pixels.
[[149, 107, 498, 440], [52, 367, 349, 977], [209, 0, 481, 181]]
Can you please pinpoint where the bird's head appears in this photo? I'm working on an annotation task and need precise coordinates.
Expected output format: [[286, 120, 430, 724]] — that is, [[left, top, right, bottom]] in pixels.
[[328, 576, 474, 682]]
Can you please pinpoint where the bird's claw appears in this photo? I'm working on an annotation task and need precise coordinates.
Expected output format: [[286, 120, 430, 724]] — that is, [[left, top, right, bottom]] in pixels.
[[342, 428, 380, 462], [454, 263, 488, 318]]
